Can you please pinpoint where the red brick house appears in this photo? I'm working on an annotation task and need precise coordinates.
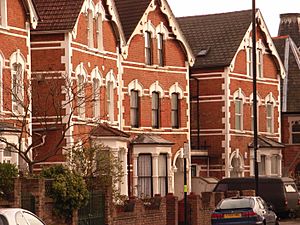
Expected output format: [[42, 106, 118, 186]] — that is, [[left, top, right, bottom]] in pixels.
[[178, 9, 285, 180], [30, 0, 194, 198], [274, 13, 300, 186], [0, 0, 38, 168]]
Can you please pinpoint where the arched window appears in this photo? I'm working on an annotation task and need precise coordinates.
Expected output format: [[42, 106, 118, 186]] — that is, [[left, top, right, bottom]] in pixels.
[[106, 81, 114, 122], [77, 74, 85, 117], [11, 63, 24, 114], [0, 0, 7, 27], [265, 93, 276, 133], [145, 31, 152, 65], [93, 78, 100, 118], [171, 93, 179, 128], [96, 12, 103, 50], [235, 98, 243, 130], [157, 33, 164, 66], [87, 9, 94, 48], [130, 90, 140, 128], [152, 92, 160, 128]]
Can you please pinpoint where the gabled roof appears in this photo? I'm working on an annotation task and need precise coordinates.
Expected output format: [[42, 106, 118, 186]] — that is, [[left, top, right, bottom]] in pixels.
[[279, 13, 300, 47], [114, 0, 151, 41], [90, 123, 130, 138], [132, 134, 174, 145], [32, 0, 84, 31], [249, 135, 284, 148], [273, 36, 300, 112], [177, 9, 253, 69]]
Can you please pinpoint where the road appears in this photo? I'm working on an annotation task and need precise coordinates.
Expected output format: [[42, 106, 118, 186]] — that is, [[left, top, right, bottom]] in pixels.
[[280, 218, 300, 225]]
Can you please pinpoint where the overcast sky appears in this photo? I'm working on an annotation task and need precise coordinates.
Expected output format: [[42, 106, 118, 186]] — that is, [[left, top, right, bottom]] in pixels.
[[169, 0, 300, 37]]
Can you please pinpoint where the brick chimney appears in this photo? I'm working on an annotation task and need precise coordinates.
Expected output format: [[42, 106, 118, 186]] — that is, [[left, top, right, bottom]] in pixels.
[[278, 13, 300, 47]]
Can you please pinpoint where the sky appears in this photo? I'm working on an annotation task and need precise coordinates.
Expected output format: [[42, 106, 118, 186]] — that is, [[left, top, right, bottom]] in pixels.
[[168, 0, 300, 37]]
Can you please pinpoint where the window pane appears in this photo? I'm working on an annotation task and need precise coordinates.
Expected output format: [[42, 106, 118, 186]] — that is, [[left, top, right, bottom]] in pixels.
[[152, 92, 159, 128], [138, 154, 152, 198], [258, 155, 266, 175], [292, 122, 300, 132], [3, 146, 11, 157], [271, 155, 278, 175], [158, 154, 167, 196], [171, 93, 179, 128], [292, 133, 300, 143]]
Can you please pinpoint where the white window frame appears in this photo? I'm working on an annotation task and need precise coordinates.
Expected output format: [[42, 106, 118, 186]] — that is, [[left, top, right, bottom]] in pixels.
[[93, 78, 100, 118], [258, 155, 266, 176], [77, 74, 85, 118], [11, 60, 24, 115], [106, 81, 114, 122], [87, 9, 94, 48], [171, 93, 179, 129], [158, 154, 168, 196], [235, 98, 243, 131], [157, 33, 164, 67], [247, 46, 253, 77], [138, 154, 152, 198], [266, 102, 274, 133], [271, 155, 279, 175], [130, 90, 139, 128], [145, 31, 152, 65], [0, 0, 7, 27], [152, 91, 160, 128], [96, 13, 104, 51]]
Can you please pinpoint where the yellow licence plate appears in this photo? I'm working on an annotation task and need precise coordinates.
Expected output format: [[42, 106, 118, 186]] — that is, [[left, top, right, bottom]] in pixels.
[[224, 213, 241, 218]]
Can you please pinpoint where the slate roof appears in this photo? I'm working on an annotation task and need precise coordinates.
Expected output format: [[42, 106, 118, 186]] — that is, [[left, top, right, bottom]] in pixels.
[[132, 134, 174, 145], [91, 123, 130, 138], [248, 135, 284, 148], [279, 13, 300, 47], [274, 36, 300, 112], [114, 0, 151, 41], [177, 9, 253, 69], [32, 0, 84, 31]]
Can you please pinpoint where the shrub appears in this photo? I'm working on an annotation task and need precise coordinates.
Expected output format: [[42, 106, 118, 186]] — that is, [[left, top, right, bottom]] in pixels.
[[40, 165, 89, 220], [0, 163, 18, 199]]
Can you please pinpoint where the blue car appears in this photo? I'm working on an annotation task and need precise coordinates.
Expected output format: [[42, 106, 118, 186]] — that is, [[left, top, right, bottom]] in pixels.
[[211, 196, 279, 225]]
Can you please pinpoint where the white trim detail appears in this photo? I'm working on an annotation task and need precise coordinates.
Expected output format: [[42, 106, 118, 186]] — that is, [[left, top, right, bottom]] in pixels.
[[149, 81, 164, 98], [105, 69, 117, 88], [128, 79, 144, 96], [91, 67, 103, 86], [169, 82, 183, 99]]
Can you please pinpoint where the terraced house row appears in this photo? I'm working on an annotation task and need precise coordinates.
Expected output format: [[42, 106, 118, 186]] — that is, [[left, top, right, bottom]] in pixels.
[[1, 0, 299, 198]]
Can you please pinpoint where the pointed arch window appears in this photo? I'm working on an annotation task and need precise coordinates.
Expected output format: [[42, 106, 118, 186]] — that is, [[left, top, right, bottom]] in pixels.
[[157, 33, 164, 67], [77, 75, 85, 117], [96, 13, 103, 50], [106, 81, 114, 122], [87, 9, 94, 48], [145, 31, 152, 65], [130, 90, 140, 128], [247, 46, 253, 77], [235, 98, 243, 130], [12, 63, 24, 113], [152, 92, 160, 128], [171, 93, 179, 128], [93, 78, 100, 118], [266, 102, 274, 133]]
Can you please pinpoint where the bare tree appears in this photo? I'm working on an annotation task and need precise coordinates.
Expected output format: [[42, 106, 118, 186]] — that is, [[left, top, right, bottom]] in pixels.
[[0, 72, 101, 174]]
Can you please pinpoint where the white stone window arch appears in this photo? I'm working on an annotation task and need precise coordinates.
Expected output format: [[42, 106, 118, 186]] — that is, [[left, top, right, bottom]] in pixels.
[[233, 89, 246, 131], [249, 93, 262, 132], [91, 67, 102, 119], [105, 70, 117, 122], [10, 50, 25, 114], [169, 83, 183, 129], [0, 0, 7, 27], [95, 2, 105, 51], [149, 81, 164, 98], [229, 149, 244, 177], [75, 63, 87, 118], [265, 93, 276, 133], [128, 79, 143, 128]]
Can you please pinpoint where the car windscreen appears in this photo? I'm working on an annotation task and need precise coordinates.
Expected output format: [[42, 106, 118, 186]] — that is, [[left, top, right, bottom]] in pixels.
[[218, 198, 254, 209], [284, 183, 297, 193]]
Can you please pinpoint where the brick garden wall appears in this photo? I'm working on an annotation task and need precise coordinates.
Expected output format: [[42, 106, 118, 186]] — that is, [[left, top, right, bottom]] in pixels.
[[0, 178, 255, 225]]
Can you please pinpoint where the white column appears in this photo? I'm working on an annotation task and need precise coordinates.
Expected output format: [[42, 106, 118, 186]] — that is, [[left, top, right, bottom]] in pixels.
[[121, 148, 128, 196], [278, 154, 282, 177], [132, 153, 138, 197], [167, 153, 173, 194], [265, 155, 272, 176], [152, 153, 159, 195]]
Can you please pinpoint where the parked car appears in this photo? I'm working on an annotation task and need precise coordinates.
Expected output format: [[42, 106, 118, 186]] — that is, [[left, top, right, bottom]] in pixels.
[[213, 177, 300, 217], [211, 196, 279, 225], [0, 208, 45, 225]]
